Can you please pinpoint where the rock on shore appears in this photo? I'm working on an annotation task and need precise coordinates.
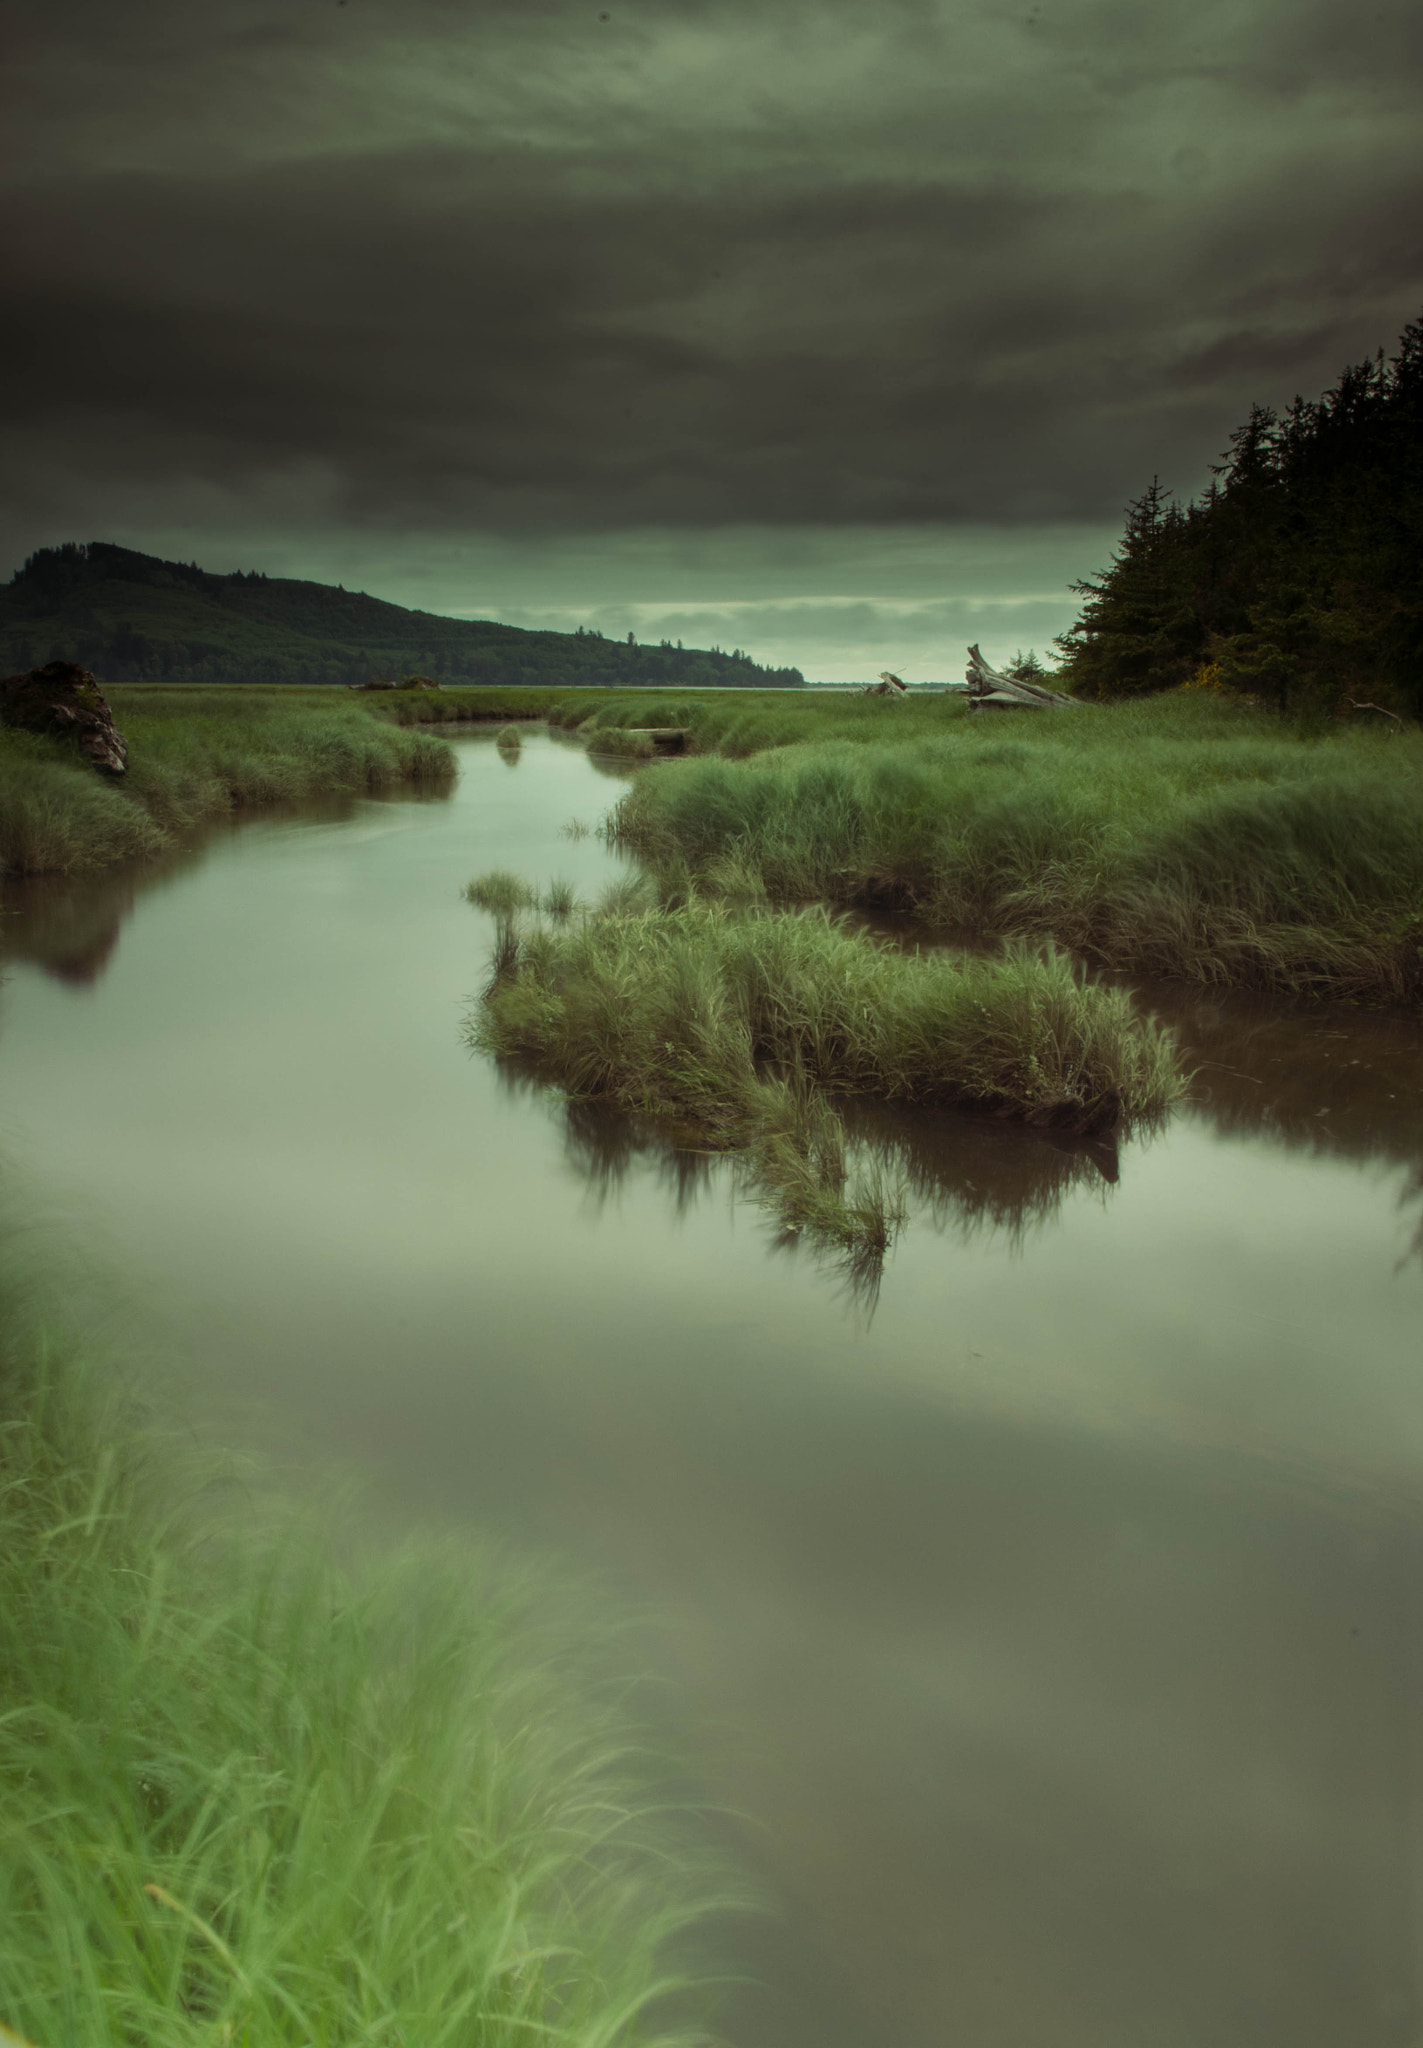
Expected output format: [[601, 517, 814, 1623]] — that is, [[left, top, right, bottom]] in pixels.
[[0, 661, 128, 774]]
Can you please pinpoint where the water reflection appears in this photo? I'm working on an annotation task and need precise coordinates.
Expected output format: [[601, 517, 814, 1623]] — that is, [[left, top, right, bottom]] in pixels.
[[0, 784, 454, 990], [557, 1088, 1119, 1240], [846, 1096, 1120, 1236], [1, 852, 204, 988], [584, 748, 646, 780], [562, 1094, 713, 1211], [538, 1081, 1126, 1312], [1151, 986, 1423, 1264]]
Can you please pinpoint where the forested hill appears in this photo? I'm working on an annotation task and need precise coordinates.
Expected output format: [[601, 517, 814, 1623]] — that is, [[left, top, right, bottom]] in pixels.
[[1055, 311, 1423, 717], [0, 543, 805, 689]]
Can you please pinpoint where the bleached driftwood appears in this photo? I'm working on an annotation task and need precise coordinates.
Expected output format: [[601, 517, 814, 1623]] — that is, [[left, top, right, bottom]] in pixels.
[[863, 671, 909, 696], [964, 644, 1076, 709], [1338, 692, 1403, 733]]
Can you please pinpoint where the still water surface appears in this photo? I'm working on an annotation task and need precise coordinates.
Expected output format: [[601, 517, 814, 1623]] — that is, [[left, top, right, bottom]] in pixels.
[[4, 730, 1423, 2047]]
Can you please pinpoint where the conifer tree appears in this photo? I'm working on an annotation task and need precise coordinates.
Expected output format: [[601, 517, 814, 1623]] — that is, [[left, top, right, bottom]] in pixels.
[[1055, 312, 1423, 715]]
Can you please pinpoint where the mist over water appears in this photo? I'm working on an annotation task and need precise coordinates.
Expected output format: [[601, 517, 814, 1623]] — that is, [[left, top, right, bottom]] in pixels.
[[3, 730, 1422, 2048]]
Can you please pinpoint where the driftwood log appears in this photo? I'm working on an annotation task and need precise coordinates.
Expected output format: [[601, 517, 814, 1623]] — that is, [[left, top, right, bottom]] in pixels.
[[861, 671, 909, 696], [1337, 692, 1403, 732], [964, 645, 1076, 710]]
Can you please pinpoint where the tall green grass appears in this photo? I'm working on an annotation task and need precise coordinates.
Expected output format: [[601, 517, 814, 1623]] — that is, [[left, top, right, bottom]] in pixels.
[[611, 697, 1423, 1004], [0, 1241, 729, 2048], [466, 885, 1183, 1270], [545, 689, 963, 756], [109, 684, 582, 727], [0, 730, 166, 875], [1, 695, 455, 877]]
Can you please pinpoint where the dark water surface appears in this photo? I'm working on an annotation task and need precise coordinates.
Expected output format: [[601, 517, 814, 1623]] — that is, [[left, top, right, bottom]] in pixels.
[[4, 730, 1423, 2048]]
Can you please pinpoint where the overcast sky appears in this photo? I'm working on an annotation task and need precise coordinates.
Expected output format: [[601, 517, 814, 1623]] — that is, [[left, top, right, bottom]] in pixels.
[[4, 0, 1420, 677]]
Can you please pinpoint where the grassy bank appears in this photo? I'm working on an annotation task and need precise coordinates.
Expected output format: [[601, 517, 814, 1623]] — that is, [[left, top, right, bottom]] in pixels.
[[0, 679, 863, 882], [1, 688, 457, 877], [547, 688, 964, 756], [467, 884, 1183, 1268], [0, 1241, 726, 2047], [107, 684, 652, 727], [609, 695, 1423, 1005], [339, 686, 579, 726]]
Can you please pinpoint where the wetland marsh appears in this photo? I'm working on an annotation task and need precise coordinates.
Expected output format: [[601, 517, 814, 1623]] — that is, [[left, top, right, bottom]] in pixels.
[[3, 724, 1423, 2046]]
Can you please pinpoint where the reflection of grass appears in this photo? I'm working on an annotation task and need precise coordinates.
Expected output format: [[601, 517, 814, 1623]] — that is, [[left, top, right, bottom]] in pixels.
[[841, 1096, 1120, 1245], [1137, 983, 1423, 1267], [551, 1090, 1121, 1309], [0, 1236, 729, 2048], [1, 691, 454, 878], [611, 698, 1423, 1004], [466, 887, 1182, 1274]]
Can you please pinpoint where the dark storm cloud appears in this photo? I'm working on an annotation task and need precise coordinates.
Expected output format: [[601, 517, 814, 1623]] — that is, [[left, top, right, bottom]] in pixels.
[[3, 0, 1421, 554]]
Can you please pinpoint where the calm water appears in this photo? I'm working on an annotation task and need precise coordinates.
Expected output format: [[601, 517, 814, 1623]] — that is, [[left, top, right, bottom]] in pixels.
[[4, 729, 1423, 2048]]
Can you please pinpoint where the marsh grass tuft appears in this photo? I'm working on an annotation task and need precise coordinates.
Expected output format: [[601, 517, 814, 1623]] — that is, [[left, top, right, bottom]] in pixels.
[[467, 894, 1183, 1275], [541, 875, 578, 918], [0, 1231, 734, 2048], [465, 868, 539, 916]]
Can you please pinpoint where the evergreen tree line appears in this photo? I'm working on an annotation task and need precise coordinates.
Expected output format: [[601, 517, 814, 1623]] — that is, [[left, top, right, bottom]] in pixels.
[[1055, 312, 1423, 716]]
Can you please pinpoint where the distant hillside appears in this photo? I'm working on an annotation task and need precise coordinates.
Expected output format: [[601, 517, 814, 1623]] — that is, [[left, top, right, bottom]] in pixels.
[[0, 543, 805, 689]]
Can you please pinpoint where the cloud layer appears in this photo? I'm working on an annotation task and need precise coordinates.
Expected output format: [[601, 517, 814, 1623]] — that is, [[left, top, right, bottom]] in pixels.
[[4, 0, 1420, 661]]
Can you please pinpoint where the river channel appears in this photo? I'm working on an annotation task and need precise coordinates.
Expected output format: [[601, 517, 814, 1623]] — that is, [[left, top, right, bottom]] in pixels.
[[4, 728, 1423, 2048]]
